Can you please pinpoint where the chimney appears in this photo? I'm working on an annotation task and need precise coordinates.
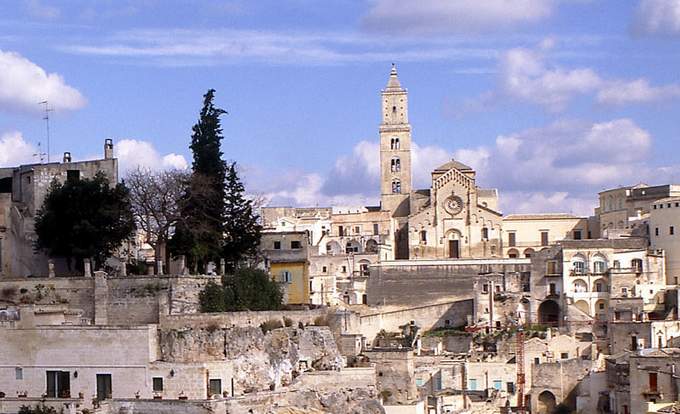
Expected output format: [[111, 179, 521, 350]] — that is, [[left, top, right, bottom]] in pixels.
[[63, 152, 72, 163], [104, 139, 114, 160]]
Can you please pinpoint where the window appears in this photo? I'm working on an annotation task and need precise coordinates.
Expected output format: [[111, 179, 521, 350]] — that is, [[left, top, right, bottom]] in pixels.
[[599, 302, 605, 310], [273, 241, 281, 250], [468, 379, 477, 391], [573, 261, 585, 275], [342, 266, 347, 272], [338, 226, 344, 236], [420, 230, 427, 243], [547, 261, 558, 275], [614, 311, 620, 320], [549, 283, 557, 296], [482, 283, 489, 293], [656, 227, 660, 236], [561, 352, 569, 359], [392, 180, 401, 194], [47, 371, 71, 398], [354, 226, 361, 234], [672, 226, 675, 236], [416, 378, 424, 387], [290, 240, 301, 249], [391, 158, 401, 172], [621, 287, 628, 297], [281, 271, 292, 283], [593, 260, 607, 274], [632, 259, 643, 273], [534, 357, 540, 365], [15, 367, 23, 380], [391, 138, 400, 150], [360, 263, 369, 276], [493, 380, 502, 391], [373, 223, 379, 235], [573, 230, 582, 240], [613, 260, 621, 270], [322, 266, 327, 273], [481, 227, 489, 240], [209, 379, 222, 397], [541, 231, 549, 246], [507, 382, 515, 394], [508, 232, 516, 247], [152, 377, 163, 392]]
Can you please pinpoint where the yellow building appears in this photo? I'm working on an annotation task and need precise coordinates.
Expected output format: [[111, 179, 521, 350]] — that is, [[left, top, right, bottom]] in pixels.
[[261, 231, 311, 305], [269, 261, 309, 305]]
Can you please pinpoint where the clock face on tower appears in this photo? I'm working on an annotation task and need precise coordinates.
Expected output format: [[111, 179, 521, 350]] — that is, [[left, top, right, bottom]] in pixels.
[[444, 195, 464, 216]]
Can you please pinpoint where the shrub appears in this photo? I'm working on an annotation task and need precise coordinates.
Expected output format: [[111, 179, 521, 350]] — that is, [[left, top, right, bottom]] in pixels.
[[199, 281, 226, 312], [1, 286, 17, 298], [260, 319, 283, 334], [283, 317, 293, 327], [312, 315, 329, 326]]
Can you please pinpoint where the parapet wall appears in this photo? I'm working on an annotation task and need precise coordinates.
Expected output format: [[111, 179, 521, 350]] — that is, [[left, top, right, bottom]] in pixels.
[[159, 308, 326, 330]]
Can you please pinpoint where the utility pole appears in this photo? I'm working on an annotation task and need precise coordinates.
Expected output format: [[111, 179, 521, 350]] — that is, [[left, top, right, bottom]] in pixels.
[[39, 100, 53, 163]]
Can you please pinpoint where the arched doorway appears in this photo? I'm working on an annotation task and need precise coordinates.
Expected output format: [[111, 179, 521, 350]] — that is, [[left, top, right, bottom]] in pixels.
[[523, 248, 535, 258], [365, 239, 378, 253], [538, 300, 560, 326], [507, 248, 519, 258], [538, 390, 557, 413]]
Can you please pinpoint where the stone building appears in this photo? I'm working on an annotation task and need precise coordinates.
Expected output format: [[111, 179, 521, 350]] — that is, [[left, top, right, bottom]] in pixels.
[[0, 140, 118, 278], [650, 196, 680, 285], [260, 230, 311, 305]]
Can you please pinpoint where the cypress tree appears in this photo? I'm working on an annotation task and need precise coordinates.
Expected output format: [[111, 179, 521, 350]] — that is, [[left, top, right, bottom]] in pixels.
[[223, 162, 262, 271], [171, 89, 228, 272]]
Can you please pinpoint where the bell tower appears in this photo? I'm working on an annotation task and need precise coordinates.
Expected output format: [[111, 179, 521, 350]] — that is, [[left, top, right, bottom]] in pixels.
[[380, 64, 412, 217]]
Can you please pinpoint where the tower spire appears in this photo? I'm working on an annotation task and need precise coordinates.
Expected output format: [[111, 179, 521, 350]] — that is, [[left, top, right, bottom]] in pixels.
[[386, 63, 402, 91]]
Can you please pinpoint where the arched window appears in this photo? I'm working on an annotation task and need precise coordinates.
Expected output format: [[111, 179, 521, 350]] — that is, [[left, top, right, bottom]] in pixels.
[[391, 137, 400, 150], [593, 256, 608, 274], [572, 255, 586, 275], [391, 158, 401, 172], [392, 180, 401, 194], [420, 230, 427, 243], [481, 227, 489, 240], [573, 279, 588, 293]]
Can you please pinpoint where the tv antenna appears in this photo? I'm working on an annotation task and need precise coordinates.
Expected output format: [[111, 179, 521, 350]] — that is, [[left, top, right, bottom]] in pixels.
[[38, 100, 53, 163], [33, 142, 47, 164]]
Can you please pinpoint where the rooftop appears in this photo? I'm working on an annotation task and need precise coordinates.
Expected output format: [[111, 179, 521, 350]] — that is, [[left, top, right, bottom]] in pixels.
[[434, 159, 473, 173]]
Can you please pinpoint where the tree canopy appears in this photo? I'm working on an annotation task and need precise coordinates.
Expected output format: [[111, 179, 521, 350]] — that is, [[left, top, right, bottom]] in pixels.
[[34, 172, 135, 270], [199, 267, 282, 312]]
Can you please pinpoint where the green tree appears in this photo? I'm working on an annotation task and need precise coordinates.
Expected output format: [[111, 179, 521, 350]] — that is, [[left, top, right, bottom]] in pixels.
[[223, 162, 262, 271], [199, 281, 227, 312], [223, 268, 282, 311], [171, 89, 228, 272], [34, 172, 135, 271], [198, 268, 282, 312]]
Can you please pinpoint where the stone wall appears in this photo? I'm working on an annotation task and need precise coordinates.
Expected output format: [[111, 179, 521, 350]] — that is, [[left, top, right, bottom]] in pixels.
[[359, 300, 473, 343], [159, 325, 343, 393], [367, 260, 531, 307], [160, 308, 326, 330]]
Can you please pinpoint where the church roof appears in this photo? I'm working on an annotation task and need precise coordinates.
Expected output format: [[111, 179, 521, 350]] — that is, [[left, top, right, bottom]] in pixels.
[[434, 159, 473, 173], [385, 63, 403, 91]]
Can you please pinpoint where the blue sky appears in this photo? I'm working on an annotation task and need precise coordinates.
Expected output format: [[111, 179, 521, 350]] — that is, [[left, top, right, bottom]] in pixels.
[[1, 0, 680, 215]]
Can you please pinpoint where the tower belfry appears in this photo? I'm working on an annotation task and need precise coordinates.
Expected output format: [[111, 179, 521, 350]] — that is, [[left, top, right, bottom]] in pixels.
[[379, 63, 412, 218]]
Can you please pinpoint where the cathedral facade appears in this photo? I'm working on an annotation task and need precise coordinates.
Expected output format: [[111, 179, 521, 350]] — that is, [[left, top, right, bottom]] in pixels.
[[379, 65, 503, 260]]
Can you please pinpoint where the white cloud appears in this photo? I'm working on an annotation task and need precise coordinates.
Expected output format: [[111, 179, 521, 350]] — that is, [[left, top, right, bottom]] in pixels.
[[499, 46, 602, 111], [463, 42, 680, 112], [25, 0, 60, 20], [452, 118, 660, 215], [633, 0, 680, 35], [0, 131, 37, 167], [115, 139, 188, 173], [0, 50, 86, 113], [597, 78, 680, 105], [362, 0, 556, 34]]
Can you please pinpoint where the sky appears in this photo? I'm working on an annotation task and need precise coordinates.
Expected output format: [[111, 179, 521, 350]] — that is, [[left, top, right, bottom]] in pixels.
[[1, 0, 680, 216]]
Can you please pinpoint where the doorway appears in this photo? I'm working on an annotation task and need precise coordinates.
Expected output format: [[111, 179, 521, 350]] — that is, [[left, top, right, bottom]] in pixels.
[[96, 374, 112, 400], [46, 371, 70, 398], [449, 240, 460, 258]]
